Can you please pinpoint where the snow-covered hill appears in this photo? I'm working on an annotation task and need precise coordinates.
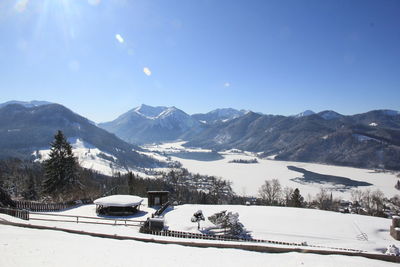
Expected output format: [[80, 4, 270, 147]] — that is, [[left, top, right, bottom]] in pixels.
[[165, 204, 399, 253], [0, 103, 161, 171], [1, 203, 399, 266], [34, 138, 132, 176]]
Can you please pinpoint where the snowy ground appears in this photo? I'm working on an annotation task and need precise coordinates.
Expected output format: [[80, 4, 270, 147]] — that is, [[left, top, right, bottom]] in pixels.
[[164, 204, 400, 253], [2, 224, 398, 267], [144, 142, 400, 199], [1, 203, 400, 266], [1, 203, 399, 254]]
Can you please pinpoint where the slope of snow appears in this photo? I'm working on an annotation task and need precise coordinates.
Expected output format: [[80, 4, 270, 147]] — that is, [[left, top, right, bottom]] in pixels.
[[2, 224, 397, 267], [34, 137, 134, 176], [133, 104, 167, 119], [1, 204, 399, 267], [164, 204, 400, 253], [142, 141, 212, 153]]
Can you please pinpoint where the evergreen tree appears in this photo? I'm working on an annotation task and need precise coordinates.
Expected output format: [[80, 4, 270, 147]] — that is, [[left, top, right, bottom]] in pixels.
[[290, 188, 304, 207], [42, 130, 81, 200], [23, 175, 37, 200], [127, 172, 135, 195]]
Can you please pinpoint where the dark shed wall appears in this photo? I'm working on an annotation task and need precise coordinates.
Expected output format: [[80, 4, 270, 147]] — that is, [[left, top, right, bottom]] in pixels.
[[148, 191, 169, 207]]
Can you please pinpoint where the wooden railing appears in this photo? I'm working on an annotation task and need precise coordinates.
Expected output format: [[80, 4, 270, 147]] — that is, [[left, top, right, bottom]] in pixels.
[[154, 201, 170, 216], [14, 199, 93, 212], [142, 229, 363, 253], [0, 207, 29, 220], [29, 212, 144, 227]]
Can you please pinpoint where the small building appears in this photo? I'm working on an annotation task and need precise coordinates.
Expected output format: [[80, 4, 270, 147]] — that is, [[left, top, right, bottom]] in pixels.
[[390, 216, 400, 241], [94, 195, 143, 216], [147, 191, 169, 207]]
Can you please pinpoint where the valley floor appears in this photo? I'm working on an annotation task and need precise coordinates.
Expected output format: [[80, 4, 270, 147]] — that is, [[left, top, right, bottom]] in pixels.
[[144, 141, 400, 199]]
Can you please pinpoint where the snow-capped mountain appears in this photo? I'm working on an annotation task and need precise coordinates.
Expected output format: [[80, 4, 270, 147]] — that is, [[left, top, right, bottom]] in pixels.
[[133, 104, 168, 119], [99, 104, 201, 144], [317, 110, 343, 120], [0, 100, 52, 108], [292, 110, 316, 118], [186, 109, 400, 170], [0, 103, 162, 173], [192, 108, 248, 124]]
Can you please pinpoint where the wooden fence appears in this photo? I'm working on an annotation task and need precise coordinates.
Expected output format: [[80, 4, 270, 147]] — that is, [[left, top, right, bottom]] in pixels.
[[0, 207, 29, 220], [14, 199, 93, 212], [29, 212, 144, 227], [142, 229, 363, 253]]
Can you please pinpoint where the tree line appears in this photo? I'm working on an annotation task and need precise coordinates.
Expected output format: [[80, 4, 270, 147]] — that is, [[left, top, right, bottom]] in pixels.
[[257, 178, 400, 217]]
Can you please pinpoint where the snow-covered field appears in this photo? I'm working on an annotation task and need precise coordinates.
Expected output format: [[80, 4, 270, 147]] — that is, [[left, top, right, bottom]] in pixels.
[[1, 203, 400, 266], [165, 204, 400, 253], [144, 142, 400, 199], [2, 224, 397, 267]]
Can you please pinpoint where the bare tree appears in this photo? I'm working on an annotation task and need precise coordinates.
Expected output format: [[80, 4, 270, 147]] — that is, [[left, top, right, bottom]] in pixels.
[[362, 189, 373, 214], [351, 189, 363, 204], [282, 186, 294, 206], [371, 189, 385, 216], [258, 179, 282, 205], [315, 187, 332, 210]]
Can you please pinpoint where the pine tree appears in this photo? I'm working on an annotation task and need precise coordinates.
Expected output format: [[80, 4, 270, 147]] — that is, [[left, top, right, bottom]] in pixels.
[[127, 172, 135, 195], [42, 130, 80, 200], [290, 188, 304, 207]]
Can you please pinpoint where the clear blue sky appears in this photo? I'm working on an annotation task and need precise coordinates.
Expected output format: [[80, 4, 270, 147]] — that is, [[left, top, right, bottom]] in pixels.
[[1, 0, 399, 122]]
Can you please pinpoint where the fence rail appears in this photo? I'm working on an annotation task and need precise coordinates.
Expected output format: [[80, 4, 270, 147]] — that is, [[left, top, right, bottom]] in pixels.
[[14, 199, 93, 212], [0, 207, 29, 220], [142, 229, 363, 253], [29, 212, 145, 227]]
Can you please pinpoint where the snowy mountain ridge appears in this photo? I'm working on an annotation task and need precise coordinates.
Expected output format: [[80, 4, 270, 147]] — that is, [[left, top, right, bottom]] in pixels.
[[99, 105, 200, 144], [0, 100, 53, 108]]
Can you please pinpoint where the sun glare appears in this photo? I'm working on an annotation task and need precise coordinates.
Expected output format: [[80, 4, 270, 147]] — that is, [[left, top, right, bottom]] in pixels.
[[14, 0, 29, 13]]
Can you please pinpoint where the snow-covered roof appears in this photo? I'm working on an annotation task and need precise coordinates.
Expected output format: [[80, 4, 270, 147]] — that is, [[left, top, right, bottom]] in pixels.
[[94, 195, 143, 207]]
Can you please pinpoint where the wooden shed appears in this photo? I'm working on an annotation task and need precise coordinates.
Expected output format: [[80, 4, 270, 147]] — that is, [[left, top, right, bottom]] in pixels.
[[147, 191, 169, 207], [94, 195, 143, 216]]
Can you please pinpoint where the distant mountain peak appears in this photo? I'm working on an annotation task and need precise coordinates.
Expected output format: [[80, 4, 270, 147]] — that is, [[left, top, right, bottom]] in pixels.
[[133, 104, 168, 119], [0, 100, 53, 109], [293, 110, 315, 118], [318, 110, 343, 120], [192, 108, 247, 124]]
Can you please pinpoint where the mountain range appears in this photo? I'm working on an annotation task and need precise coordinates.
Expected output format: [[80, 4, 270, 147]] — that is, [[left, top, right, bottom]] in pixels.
[[185, 110, 400, 170], [1, 101, 400, 171], [99, 104, 400, 170], [0, 102, 162, 172]]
